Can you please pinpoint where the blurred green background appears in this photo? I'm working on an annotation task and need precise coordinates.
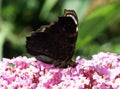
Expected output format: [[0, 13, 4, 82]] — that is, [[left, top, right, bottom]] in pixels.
[[0, 0, 120, 59]]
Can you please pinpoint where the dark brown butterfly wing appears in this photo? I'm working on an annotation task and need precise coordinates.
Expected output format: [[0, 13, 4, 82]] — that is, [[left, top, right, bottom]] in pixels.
[[26, 10, 78, 68]]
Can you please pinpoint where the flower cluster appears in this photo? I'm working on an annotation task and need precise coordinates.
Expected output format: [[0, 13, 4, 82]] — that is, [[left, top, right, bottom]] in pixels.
[[0, 52, 120, 89]]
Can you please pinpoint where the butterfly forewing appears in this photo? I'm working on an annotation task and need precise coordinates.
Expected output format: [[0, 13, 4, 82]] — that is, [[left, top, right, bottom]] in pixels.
[[26, 10, 78, 68]]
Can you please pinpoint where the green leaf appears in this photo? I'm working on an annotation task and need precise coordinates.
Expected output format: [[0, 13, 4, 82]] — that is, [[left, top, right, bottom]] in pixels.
[[39, 0, 58, 20], [9, 63, 15, 68], [76, 1, 120, 50]]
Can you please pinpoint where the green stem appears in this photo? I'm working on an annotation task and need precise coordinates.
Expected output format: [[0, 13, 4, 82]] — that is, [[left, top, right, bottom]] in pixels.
[[0, 0, 2, 60], [0, 0, 13, 60]]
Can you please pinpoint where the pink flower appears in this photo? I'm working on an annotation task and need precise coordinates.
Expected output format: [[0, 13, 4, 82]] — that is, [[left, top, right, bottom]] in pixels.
[[0, 52, 120, 88]]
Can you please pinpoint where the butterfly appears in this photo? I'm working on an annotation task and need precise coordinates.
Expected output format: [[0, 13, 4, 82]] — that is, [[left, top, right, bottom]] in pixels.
[[26, 9, 78, 68]]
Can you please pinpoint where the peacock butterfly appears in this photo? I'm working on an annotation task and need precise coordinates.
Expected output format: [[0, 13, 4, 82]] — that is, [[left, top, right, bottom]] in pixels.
[[26, 9, 78, 68]]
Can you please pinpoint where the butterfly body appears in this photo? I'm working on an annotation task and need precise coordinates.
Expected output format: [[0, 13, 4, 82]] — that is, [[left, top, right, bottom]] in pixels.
[[26, 10, 78, 68]]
